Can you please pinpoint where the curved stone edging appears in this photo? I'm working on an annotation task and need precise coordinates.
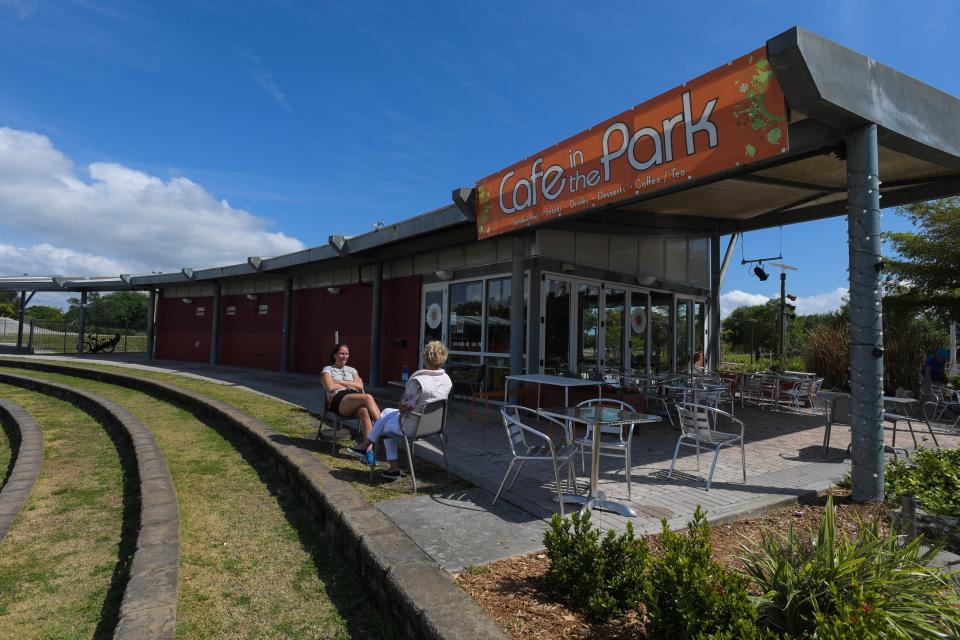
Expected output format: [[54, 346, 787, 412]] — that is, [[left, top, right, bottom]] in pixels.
[[0, 358, 508, 640], [0, 371, 179, 640], [0, 398, 42, 544]]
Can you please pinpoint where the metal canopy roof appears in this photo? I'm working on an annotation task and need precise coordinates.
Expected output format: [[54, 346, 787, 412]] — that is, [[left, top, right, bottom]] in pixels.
[[1, 26, 958, 293]]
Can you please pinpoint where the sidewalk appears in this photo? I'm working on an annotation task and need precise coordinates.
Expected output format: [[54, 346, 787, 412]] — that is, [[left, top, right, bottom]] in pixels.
[[7, 354, 957, 573]]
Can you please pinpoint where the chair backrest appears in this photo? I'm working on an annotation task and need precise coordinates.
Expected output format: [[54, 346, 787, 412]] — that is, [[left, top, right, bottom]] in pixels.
[[577, 398, 636, 439], [676, 403, 716, 441], [829, 394, 853, 426], [401, 399, 447, 438], [319, 385, 331, 413], [501, 405, 535, 455]]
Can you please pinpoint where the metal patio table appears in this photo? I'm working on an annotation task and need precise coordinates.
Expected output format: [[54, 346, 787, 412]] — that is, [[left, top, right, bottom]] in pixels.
[[540, 405, 661, 517], [503, 373, 602, 410]]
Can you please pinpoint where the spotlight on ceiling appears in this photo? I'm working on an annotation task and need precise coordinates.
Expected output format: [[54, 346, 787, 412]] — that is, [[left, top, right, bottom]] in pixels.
[[753, 264, 769, 281]]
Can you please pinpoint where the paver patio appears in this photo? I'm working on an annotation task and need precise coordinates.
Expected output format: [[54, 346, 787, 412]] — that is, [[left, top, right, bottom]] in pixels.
[[5, 354, 958, 572]]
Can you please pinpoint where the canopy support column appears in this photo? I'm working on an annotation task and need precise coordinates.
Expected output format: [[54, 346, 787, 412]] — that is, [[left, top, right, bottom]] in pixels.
[[708, 233, 721, 370], [145, 289, 156, 360], [509, 236, 525, 377], [847, 123, 884, 503], [210, 285, 221, 366], [281, 277, 293, 374], [369, 264, 382, 386], [76, 290, 87, 354], [16, 291, 26, 349]]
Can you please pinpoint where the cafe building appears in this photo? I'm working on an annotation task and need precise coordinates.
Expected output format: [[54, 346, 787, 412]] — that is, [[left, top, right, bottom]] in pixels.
[[3, 27, 960, 498]]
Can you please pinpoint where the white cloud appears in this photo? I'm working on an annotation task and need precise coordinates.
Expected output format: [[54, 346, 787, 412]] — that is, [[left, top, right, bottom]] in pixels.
[[238, 47, 292, 113], [720, 290, 769, 319], [0, 127, 304, 276], [795, 287, 848, 316]]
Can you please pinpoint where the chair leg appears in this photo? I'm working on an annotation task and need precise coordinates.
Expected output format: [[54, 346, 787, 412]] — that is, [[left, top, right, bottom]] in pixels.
[[493, 459, 516, 505], [668, 437, 683, 479], [508, 460, 526, 491], [440, 433, 450, 478], [822, 420, 832, 457], [552, 460, 565, 517], [331, 418, 338, 456], [625, 448, 632, 501], [906, 419, 918, 448], [404, 438, 418, 495], [695, 439, 700, 471], [924, 418, 940, 448], [740, 439, 746, 483], [705, 444, 722, 490]]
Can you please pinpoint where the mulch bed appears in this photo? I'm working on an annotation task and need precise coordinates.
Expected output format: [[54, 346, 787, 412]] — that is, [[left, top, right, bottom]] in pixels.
[[456, 491, 891, 640]]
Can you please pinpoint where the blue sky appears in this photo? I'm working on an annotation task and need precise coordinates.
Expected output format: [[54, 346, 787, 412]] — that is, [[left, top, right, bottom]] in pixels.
[[0, 0, 956, 312]]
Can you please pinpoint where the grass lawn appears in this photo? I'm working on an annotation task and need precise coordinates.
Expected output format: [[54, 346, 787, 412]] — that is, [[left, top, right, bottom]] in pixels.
[[0, 411, 10, 488], [11, 359, 471, 503], [0, 386, 126, 639], [7, 368, 384, 639]]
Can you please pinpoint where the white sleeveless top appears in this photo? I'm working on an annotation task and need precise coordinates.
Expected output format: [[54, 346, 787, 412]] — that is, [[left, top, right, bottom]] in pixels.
[[404, 368, 452, 411]]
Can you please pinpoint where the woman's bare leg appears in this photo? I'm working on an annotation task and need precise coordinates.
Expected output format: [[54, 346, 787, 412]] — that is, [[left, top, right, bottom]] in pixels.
[[338, 395, 378, 438]]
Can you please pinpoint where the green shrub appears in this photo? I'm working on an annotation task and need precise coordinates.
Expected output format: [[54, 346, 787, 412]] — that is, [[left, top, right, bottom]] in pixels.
[[885, 447, 960, 516], [543, 510, 649, 621], [645, 506, 764, 639], [740, 496, 960, 638]]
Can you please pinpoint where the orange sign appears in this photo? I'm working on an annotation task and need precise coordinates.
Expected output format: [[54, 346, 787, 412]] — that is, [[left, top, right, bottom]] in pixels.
[[475, 47, 788, 240]]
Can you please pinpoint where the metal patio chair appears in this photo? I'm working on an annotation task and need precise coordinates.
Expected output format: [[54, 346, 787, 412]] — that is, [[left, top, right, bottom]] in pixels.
[[493, 405, 578, 516], [780, 377, 824, 413], [821, 393, 852, 457], [669, 403, 746, 490], [317, 386, 361, 455], [381, 399, 450, 495], [884, 398, 940, 452], [573, 398, 638, 499]]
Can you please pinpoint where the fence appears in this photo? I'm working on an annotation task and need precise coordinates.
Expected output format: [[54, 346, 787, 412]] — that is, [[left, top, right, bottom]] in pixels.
[[0, 316, 147, 354]]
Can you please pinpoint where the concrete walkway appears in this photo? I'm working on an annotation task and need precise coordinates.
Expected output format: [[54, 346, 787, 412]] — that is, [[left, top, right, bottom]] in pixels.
[[6, 354, 958, 573]]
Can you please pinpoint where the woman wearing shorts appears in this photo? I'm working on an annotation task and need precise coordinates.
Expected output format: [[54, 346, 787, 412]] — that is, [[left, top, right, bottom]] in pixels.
[[320, 342, 381, 441]]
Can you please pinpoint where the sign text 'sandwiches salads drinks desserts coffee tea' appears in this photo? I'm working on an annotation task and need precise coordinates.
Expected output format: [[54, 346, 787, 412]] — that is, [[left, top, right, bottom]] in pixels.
[[474, 47, 789, 240]]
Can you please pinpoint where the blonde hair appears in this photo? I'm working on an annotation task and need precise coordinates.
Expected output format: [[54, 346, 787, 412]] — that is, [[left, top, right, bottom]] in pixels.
[[422, 341, 448, 369]]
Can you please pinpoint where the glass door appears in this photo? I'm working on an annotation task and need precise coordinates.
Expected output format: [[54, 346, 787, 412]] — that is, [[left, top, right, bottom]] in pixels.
[[629, 290, 649, 373], [602, 287, 626, 373], [542, 277, 572, 374], [650, 291, 673, 372], [676, 298, 691, 373], [421, 284, 447, 366], [576, 283, 600, 374]]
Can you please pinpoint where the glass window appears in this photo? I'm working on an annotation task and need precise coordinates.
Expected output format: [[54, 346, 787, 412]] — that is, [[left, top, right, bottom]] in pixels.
[[650, 292, 672, 373], [449, 281, 483, 352], [577, 283, 600, 374], [604, 288, 625, 372], [543, 279, 571, 374], [677, 299, 690, 373], [694, 301, 705, 370], [486, 277, 511, 354], [629, 291, 648, 372]]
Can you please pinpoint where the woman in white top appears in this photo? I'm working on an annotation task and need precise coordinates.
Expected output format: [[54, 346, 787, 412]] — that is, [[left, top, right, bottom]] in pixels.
[[347, 341, 452, 481], [320, 343, 381, 440]]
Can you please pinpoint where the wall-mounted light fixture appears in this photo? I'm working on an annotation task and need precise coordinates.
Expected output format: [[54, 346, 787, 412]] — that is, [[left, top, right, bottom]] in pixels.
[[326, 287, 342, 295], [435, 270, 455, 281], [753, 264, 769, 281], [560, 263, 576, 273], [244, 294, 258, 301], [181, 298, 193, 304], [637, 274, 656, 286]]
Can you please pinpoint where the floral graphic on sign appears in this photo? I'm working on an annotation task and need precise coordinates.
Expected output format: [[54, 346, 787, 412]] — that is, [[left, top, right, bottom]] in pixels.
[[733, 57, 786, 158], [631, 308, 647, 335]]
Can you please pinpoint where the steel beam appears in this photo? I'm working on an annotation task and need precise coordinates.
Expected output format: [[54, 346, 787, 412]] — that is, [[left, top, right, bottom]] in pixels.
[[708, 234, 721, 370], [847, 123, 885, 502], [16, 291, 26, 348]]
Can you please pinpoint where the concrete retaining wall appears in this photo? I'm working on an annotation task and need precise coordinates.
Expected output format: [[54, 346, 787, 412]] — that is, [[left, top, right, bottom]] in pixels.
[[0, 398, 42, 543], [0, 358, 508, 640]]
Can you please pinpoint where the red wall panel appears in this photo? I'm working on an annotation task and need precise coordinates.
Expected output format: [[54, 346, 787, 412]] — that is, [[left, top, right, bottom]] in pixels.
[[290, 285, 373, 377], [218, 292, 283, 370], [379, 275, 422, 382], [155, 296, 212, 363]]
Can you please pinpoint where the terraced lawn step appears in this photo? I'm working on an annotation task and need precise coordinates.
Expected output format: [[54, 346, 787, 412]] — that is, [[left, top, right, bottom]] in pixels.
[[0, 357, 509, 640], [0, 398, 42, 543], [0, 372, 179, 639]]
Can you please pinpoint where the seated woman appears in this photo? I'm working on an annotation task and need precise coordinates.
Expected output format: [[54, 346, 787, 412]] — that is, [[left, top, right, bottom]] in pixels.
[[320, 343, 381, 441], [346, 341, 452, 481]]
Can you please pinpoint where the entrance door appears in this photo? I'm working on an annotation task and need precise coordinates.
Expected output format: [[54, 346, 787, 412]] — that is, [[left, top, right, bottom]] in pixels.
[[420, 284, 447, 367], [542, 277, 572, 374]]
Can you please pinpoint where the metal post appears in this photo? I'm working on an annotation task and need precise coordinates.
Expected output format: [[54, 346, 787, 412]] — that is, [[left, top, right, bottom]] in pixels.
[[779, 271, 787, 365], [847, 123, 884, 502], [16, 291, 25, 348], [77, 290, 87, 354], [509, 236, 525, 377], [281, 277, 293, 374], [210, 285, 221, 366], [369, 265, 382, 386], [62, 320, 68, 354], [27, 320, 34, 350], [145, 289, 156, 359], [527, 262, 541, 374], [709, 233, 721, 370], [950, 321, 957, 377]]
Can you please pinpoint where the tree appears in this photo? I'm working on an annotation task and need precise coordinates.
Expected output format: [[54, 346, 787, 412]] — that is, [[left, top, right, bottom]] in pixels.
[[884, 197, 960, 321], [25, 305, 65, 325], [64, 291, 149, 332]]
